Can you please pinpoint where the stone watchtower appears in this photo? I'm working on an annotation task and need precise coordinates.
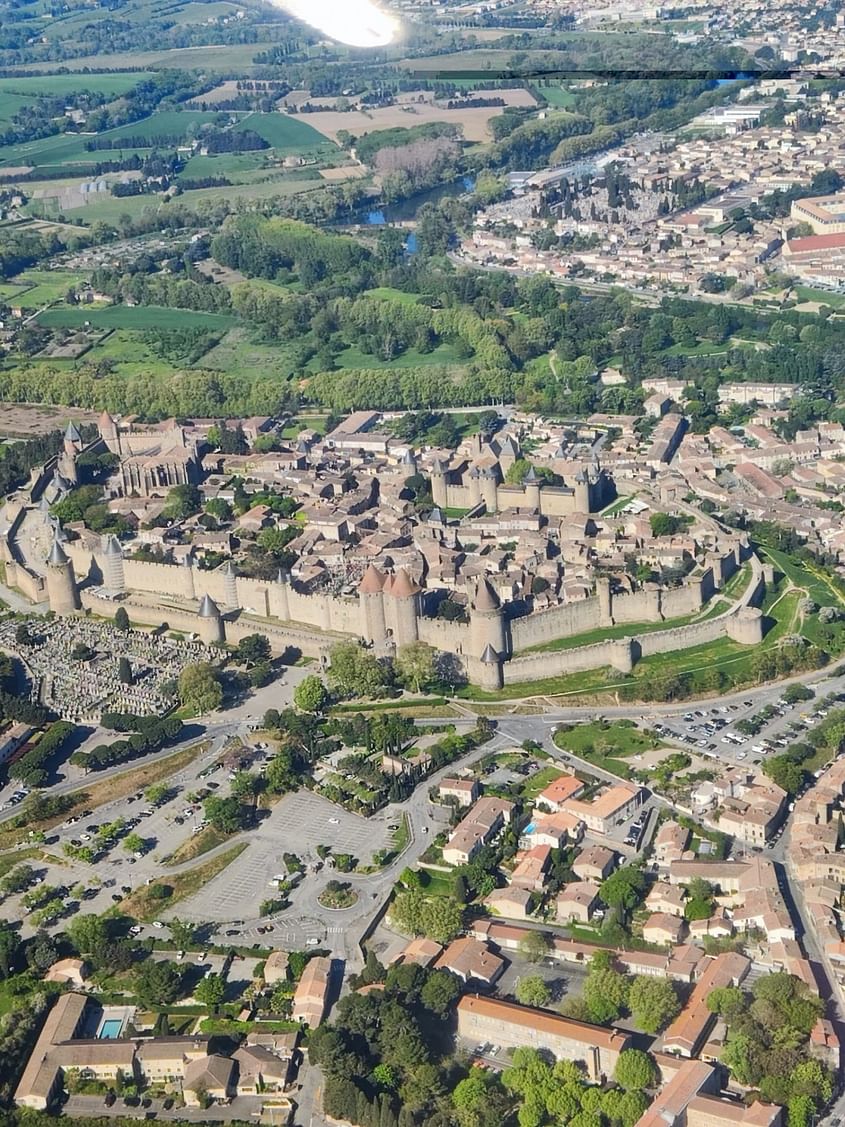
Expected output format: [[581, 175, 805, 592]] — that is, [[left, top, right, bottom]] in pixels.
[[480, 466, 498, 513], [384, 568, 421, 647], [57, 421, 82, 486], [430, 458, 448, 509], [45, 537, 81, 615], [524, 465, 541, 511], [469, 577, 506, 659], [359, 563, 387, 647], [198, 593, 225, 645], [574, 469, 591, 514]]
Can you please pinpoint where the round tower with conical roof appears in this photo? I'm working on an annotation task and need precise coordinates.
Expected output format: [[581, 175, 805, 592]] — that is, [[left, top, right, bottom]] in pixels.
[[478, 642, 503, 691], [102, 535, 125, 594], [358, 563, 387, 647], [430, 458, 448, 509], [98, 410, 118, 452], [524, 465, 541, 511], [45, 536, 80, 615], [198, 593, 224, 645], [384, 567, 420, 647], [469, 576, 506, 660]]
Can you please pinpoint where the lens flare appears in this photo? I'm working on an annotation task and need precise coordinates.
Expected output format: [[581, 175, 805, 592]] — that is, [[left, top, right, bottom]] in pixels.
[[274, 0, 398, 47]]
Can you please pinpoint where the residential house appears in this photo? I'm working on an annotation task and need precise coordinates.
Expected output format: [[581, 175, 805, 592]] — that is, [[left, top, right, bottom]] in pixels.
[[435, 938, 506, 986], [556, 881, 601, 924], [572, 845, 617, 883], [291, 957, 332, 1027]]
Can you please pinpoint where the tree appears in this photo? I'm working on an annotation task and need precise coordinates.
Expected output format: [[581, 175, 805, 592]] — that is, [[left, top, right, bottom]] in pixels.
[[194, 971, 226, 1010], [204, 795, 246, 834], [237, 633, 271, 667], [600, 865, 646, 911], [168, 919, 197, 948], [67, 913, 108, 956], [145, 783, 170, 806], [134, 959, 184, 1007], [163, 483, 201, 521], [419, 969, 460, 1017], [395, 642, 436, 694], [123, 832, 145, 854], [178, 662, 223, 713], [118, 656, 133, 685], [707, 985, 746, 1021], [328, 641, 390, 699], [628, 975, 681, 1034], [614, 1049, 658, 1091], [420, 897, 463, 945], [518, 930, 551, 963], [294, 675, 329, 714], [516, 975, 550, 1008], [114, 606, 130, 632], [231, 770, 259, 800], [0, 923, 20, 979], [583, 956, 629, 1025]]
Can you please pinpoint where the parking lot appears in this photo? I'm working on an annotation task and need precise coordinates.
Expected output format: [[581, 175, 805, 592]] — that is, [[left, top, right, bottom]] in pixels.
[[653, 689, 845, 769], [177, 790, 392, 924]]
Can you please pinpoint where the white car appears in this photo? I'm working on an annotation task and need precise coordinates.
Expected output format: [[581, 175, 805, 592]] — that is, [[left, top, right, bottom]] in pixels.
[[152, 920, 165, 929], [328, 817, 339, 825]]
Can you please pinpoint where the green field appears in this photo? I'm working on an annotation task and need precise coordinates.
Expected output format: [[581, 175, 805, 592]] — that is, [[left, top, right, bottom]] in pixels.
[[11, 270, 90, 305], [0, 73, 154, 98], [36, 305, 235, 330], [0, 92, 39, 125], [233, 112, 336, 155], [16, 43, 269, 74], [60, 173, 325, 225], [365, 286, 422, 305], [328, 341, 463, 371], [533, 84, 577, 108], [178, 151, 268, 180]]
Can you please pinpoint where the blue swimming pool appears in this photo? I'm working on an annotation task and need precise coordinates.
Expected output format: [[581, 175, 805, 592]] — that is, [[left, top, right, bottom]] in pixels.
[[98, 1019, 123, 1039], [524, 822, 535, 834]]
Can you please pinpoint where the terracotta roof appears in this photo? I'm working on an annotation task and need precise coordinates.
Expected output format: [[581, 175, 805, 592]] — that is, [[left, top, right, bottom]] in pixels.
[[358, 563, 386, 594], [386, 567, 420, 598], [474, 577, 500, 612], [457, 994, 629, 1051]]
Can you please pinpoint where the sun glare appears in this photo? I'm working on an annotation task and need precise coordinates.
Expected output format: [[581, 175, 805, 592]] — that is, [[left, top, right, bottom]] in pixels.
[[273, 0, 399, 47]]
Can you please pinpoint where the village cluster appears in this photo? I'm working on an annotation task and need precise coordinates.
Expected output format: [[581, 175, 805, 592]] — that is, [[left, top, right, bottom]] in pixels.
[[464, 83, 845, 296]]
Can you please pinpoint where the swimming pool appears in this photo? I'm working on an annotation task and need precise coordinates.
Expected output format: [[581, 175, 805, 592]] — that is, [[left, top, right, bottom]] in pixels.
[[98, 1019, 123, 1039], [523, 822, 535, 834]]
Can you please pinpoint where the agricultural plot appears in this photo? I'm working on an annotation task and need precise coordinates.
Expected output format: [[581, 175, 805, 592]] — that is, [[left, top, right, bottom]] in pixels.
[[15, 43, 267, 73], [297, 88, 537, 145], [0, 73, 154, 98], [36, 305, 235, 331], [232, 112, 337, 156], [10, 271, 90, 306]]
